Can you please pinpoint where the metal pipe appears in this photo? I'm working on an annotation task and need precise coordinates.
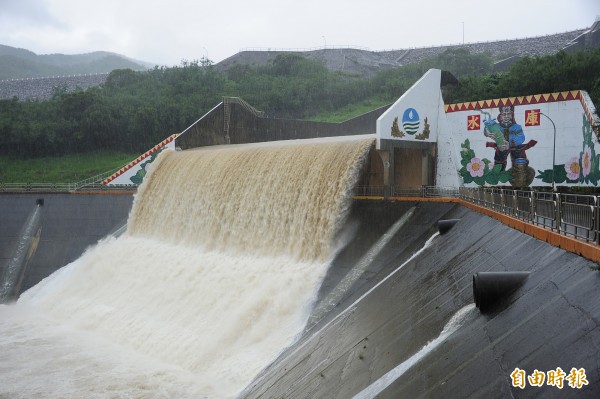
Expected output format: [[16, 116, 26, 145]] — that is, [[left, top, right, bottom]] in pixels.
[[473, 271, 530, 313]]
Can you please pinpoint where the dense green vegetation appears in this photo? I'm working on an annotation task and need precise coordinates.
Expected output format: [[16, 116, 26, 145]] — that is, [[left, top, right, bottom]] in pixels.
[[1, 47, 600, 182], [443, 49, 600, 104]]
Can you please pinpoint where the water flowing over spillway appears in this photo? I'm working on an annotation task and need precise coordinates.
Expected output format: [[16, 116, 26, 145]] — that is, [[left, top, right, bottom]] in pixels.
[[0, 136, 374, 398]]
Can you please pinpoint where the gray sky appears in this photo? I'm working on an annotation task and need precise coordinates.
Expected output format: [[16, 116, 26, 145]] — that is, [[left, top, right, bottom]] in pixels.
[[1, 0, 599, 67]]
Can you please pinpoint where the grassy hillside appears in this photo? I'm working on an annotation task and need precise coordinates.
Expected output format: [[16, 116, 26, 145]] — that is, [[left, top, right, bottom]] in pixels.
[[0, 151, 137, 183]]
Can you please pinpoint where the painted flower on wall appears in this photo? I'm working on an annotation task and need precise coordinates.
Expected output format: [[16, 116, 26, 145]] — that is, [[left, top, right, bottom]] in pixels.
[[582, 145, 592, 177], [565, 157, 581, 180], [537, 115, 600, 185], [467, 157, 485, 177], [459, 139, 512, 185]]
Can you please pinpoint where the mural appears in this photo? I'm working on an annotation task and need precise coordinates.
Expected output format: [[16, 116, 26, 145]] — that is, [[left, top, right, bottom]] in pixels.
[[102, 133, 178, 186], [445, 90, 600, 188], [129, 147, 166, 185], [369, 69, 600, 188], [460, 106, 538, 186]]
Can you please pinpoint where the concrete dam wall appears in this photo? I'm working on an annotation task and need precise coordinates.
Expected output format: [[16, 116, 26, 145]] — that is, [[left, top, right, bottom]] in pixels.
[[0, 193, 133, 293], [245, 200, 600, 398], [1, 196, 598, 397]]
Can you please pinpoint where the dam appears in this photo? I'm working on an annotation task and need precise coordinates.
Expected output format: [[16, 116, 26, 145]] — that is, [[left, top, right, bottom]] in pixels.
[[0, 136, 375, 397], [2, 67, 600, 398], [1, 143, 599, 397]]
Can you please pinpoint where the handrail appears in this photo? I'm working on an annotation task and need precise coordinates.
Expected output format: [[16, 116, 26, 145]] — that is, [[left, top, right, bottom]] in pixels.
[[5, 180, 600, 245], [0, 163, 136, 193], [460, 187, 600, 244], [71, 164, 130, 190], [353, 185, 600, 246], [0, 182, 135, 192], [0, 72, 111, 83], [223, 96, 265, 118]]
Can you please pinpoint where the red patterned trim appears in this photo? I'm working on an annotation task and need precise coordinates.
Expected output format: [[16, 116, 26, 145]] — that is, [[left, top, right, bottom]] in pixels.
[[445, 90, 599, 134], [102, 134, 178, 185], [445, 91, 583, 113]]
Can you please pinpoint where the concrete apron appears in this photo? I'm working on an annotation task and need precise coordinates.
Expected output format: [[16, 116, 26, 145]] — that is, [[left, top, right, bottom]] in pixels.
[[242, 200, 600, 399]]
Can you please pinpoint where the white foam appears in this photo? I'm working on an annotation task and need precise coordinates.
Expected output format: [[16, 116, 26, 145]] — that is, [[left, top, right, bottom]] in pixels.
[[1, 137, 375, 398]]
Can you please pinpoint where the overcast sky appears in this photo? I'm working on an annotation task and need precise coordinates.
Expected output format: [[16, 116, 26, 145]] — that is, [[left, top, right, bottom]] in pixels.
[[1, 0, 599, 67]]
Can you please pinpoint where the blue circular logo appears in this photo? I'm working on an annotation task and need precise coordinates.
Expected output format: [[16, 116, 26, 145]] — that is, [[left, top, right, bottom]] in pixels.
[[402, 108, 420, 135]]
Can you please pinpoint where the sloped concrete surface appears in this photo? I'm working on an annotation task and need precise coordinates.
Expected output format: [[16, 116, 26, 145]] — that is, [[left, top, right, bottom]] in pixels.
[[242, 200, 600, 398], [0, 193, 133, 294], [2, 196, 598, 397]]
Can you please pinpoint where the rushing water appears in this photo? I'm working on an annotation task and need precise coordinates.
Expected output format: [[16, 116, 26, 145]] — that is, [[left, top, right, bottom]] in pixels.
[[352, 304, 478, 399], [0, 136, 373, 398]]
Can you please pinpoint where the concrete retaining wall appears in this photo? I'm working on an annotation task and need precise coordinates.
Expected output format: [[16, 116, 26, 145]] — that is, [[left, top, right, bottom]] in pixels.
[[3, 193, 598, 397], [176, 102, 389, 149], [243, 200, 600, 398], [0, 193, 133, 293]]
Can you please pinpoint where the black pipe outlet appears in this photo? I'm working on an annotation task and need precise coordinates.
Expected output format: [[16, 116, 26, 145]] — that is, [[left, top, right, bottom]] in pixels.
[[36, 198, 44, 206], [473, 271, 530, 313], [437, 219, 460, 235]]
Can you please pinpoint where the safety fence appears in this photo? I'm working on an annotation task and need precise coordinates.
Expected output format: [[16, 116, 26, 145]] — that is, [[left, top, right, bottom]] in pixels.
[[459, 187, 600, 244], [0, 164, 137, 193], [353, 185, 600, 245], [0, 182, 134, 192], [353, 185, 459, 198]]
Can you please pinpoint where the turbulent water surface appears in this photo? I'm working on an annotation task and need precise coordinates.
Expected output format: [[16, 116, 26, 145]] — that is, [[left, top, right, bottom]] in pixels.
[[0, 136, 373, 398]]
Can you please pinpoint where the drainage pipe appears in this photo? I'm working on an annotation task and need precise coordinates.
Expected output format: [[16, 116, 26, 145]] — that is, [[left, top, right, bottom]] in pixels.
[[437, 219, 460, 235], [473, 271, 530, 312]]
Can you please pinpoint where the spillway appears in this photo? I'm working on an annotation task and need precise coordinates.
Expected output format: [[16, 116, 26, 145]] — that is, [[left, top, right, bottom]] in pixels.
[[0, 136, 373, 398]]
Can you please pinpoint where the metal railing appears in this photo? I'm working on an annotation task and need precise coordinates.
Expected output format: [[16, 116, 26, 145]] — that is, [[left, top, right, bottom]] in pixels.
[[224, 96, 265, 118], [354, 185, 385, 197], [0, 163, 137, 193], [392, 186, 460, 198], [460, 187, 600, 244], [353, 185, 600, 245], [0, 182, 135, 192], [354, 185, 460, 198]]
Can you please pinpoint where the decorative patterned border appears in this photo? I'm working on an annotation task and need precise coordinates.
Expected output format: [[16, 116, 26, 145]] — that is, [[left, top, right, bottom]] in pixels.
[[445, 91, 583, 112], [102, 134, 178, 185], [445, 90, 599, 136]]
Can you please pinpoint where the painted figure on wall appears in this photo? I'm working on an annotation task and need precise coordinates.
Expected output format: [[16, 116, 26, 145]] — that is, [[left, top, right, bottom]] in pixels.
[[483, 106, 537, 186]]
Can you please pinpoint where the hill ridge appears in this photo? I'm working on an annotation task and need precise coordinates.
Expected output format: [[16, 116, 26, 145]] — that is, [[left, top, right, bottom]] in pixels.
[[216, 27, 592, 77], [0, 45, 149, 80]]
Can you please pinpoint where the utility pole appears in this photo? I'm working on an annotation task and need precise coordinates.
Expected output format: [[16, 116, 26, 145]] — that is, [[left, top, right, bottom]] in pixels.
[[540, 112, 557, 191]]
